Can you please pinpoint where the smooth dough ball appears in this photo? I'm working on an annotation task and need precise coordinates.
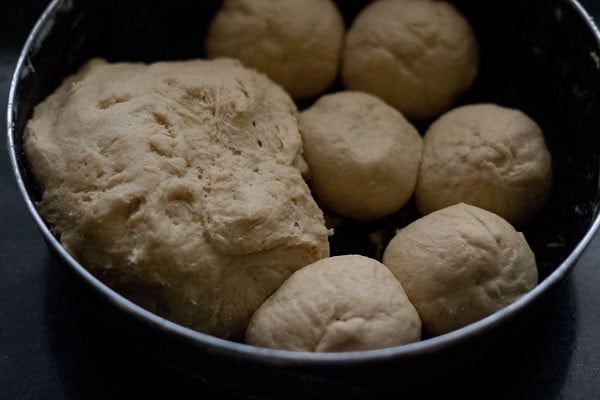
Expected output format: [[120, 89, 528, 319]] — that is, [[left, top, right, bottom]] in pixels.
[[24, 58, 330, 340], [342, 0, 478, 120], [205, 0, 345, 99], [383, 203, 538, 336], [246, 255, 422, 352], [299, 91, 423, 221], [416, 104, 552, 225]]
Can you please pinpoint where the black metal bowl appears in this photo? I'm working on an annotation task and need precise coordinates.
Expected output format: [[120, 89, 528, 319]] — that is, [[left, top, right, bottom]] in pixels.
[[7, 0, 600, 398]]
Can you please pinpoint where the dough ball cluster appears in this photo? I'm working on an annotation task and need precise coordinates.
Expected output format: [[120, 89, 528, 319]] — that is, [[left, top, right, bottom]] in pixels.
[[206, 0, 345, 99], [416, 104, 552, 225], [299, 91, 422, 221], [24, 58, 330, 340], [246, 255, 422, 352], [342, 0, 479, 120], [383, 203, 538, 336], [24, 0, 550, 353]]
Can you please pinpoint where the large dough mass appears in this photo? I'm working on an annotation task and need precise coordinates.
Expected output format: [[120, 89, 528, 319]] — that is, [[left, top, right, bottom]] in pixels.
[[24, 58, 330, 340]]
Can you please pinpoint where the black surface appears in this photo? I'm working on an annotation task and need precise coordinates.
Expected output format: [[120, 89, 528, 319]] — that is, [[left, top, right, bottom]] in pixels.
[[2, 1, 600, 399]]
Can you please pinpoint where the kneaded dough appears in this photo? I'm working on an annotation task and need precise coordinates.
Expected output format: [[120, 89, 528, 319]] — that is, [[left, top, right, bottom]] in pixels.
[[416, 103, 552, 225], [24, 58, 330, 340], [342, 0, 478, 120], [206, 0, 345, 99], [299, 91, 422, 221], [246, 255, 421, 352], [383, 203, 538, 336]]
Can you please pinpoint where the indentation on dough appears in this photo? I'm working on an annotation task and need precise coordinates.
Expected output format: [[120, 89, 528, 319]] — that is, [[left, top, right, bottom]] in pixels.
[[148, 133, 178, 159], [167, 187, 195, 204], [314, 316, 366, 352], [185, 87, 214, 107], [275, 135, 284, 150], [164, 187, 195, 225], [127, 196, 144, 217], [152, 112, 174, 136], [103, 172, 126, 192], [97, 94, 132, 110], [165, 203, 192, 226], [237, 79, 250, 100], [99, 137, 120, 158], [163, 77, 176, 87]]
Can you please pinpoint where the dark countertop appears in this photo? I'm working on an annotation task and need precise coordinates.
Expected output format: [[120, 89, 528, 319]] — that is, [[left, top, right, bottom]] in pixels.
[[1, 1, 600, 399]]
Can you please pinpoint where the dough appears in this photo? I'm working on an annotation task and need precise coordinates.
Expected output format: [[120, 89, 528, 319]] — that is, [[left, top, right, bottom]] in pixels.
[[206, 0, 345, 99], [299, 91, 422, 221], [342, 0, 478, 120], [382, 203, 538, 336], [416, 104, 552, 224], [246, 255, 421, 352], [24, 58, 330, 340]]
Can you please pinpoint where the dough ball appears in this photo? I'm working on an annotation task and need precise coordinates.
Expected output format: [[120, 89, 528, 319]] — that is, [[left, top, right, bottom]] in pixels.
[[246, 255, 421, 352], [342, 0, 478, 120], [299, 91, 423, 221], [24, 58, 330, 340], [382, 203, 538, 336], [416, 104, 552, 225], [206, 0, 345, 99]]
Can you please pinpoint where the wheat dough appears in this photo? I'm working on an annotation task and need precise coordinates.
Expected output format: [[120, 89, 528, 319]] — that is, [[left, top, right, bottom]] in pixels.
[[206, 0, 345, 99], [24, 58, 330, 340], [383, 203, 538, 336], [246, 255, 421, 352], [299, 91, 422, 221], [342, 0, 478, 120], [416, 103, 552, 224]]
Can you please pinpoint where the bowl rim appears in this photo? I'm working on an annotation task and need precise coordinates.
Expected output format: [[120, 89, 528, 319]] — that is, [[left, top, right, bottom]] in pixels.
[[7, 0, 600, 367]]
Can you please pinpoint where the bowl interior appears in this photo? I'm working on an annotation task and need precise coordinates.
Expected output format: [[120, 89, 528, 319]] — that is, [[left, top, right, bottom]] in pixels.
[[9, 0, 600, 354]]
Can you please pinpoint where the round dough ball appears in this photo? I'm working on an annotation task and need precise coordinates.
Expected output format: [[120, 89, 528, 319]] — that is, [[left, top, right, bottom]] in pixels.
[[416, 104, 552, 225], [24, 58, 330, 340], [246, 255, 422, 352], [342, 0, 478, 120], [299, 91, 423, 221], [383, 203, 538, 336], [206, 0, 345, 99]]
